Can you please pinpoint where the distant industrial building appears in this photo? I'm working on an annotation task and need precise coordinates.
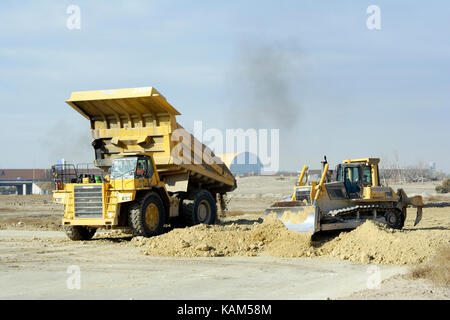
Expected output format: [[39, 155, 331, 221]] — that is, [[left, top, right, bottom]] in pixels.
[[0, 169, 52, 195], [217, 152, 263, 176]]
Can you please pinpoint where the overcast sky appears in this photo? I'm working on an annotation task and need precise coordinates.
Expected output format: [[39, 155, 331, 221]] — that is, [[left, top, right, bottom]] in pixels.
[[0, 0, 449, 172]]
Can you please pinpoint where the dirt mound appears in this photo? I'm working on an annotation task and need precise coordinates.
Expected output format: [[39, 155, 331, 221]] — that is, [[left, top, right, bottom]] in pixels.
[[133, 218, 292, 257], [322, 221, 448, 265], [133, 218, 449, 265]]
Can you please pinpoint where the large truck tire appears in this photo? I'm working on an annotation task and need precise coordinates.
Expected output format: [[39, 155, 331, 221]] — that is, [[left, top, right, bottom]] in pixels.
[[128, 192, 166, 237], [64, 226, 97, 241], [182, 189, 217, 226]]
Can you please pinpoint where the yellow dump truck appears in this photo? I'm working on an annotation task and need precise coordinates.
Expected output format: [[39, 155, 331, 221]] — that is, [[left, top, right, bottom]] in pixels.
[[52, 87, 236, 240]]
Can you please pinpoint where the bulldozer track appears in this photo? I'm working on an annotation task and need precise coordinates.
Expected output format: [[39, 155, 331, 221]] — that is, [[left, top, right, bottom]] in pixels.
[[327, 204, 399, 218]]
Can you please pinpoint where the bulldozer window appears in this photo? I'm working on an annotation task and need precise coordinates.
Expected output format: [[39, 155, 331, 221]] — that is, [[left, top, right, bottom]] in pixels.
[[345, 167, 359, 183], [363, 166, 372, 185], [337, 164, 344, 182], [344, 166, 361, 195]]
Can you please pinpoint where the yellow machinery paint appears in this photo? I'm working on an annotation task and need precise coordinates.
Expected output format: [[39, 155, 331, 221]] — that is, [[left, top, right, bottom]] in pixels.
[[52, 87, 236, 240], [265, 157, 423, 235], [65, 87, 235, 188]]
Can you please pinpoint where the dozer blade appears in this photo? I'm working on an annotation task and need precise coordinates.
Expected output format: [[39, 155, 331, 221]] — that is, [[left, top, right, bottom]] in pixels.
[[264, 202, 319, 234]]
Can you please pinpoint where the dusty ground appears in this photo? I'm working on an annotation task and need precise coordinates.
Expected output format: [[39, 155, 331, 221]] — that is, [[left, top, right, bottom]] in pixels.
[[0, 178, 449, 299], [0, 195, 61, 231], [0, 229, 408, 299]]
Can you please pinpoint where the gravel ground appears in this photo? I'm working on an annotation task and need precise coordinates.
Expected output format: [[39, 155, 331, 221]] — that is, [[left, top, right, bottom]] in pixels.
[[0, 179, 449, 299]]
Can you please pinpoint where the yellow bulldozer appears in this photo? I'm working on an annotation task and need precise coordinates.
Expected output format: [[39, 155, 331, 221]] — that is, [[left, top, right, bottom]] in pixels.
[[52, 87, 236, 240], [265, 157, 423, 235]]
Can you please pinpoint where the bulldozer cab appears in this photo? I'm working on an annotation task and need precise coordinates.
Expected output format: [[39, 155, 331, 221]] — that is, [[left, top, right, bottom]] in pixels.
[[336, 158, 380, 199], [336, 164, 363, 198]]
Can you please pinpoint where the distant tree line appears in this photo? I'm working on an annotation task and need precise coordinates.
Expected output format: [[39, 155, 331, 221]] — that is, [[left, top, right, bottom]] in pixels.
[[378, 153, 448, 184]]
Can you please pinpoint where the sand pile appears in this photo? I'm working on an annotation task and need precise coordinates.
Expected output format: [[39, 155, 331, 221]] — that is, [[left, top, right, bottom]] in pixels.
[[133, 218, 297, 257], [322, 221, 449, 265], [133, 218, 449, 265]]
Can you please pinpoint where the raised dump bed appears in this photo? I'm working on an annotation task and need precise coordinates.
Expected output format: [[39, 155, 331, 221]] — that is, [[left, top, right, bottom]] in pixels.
[[66, 86, 236, 194]]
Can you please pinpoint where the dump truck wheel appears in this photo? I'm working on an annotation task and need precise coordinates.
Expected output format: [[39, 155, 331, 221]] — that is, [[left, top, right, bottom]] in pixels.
[[385, 209, 405, 229], [63, 226, 97, 241], [182, 190, 217, 226], [128, 192, 165, 237]]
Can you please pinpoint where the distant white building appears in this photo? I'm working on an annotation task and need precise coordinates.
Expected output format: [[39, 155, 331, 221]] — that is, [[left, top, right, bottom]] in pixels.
[[217, 152, 263, 176]]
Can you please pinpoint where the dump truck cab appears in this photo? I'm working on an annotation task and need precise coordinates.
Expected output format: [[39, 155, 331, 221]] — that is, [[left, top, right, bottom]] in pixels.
[[109, 154, 160, 190]]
